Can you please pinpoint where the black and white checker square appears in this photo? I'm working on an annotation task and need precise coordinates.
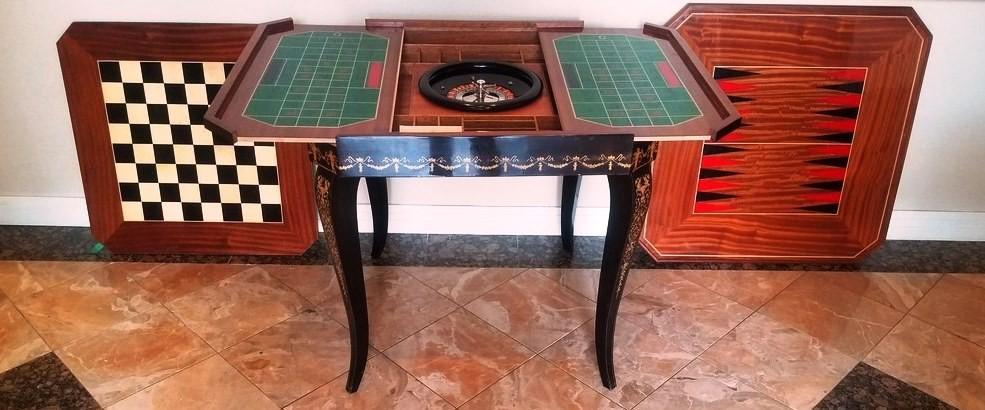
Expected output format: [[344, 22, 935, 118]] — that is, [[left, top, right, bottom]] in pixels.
[[99, 60, 283, 223]]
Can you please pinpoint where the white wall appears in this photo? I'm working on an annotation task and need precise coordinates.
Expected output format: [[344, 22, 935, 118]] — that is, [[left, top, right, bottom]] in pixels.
[[1, 0, 984, 239]]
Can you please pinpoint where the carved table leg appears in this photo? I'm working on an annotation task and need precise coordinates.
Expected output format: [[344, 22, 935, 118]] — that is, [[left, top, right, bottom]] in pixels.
[[595, 142, 655, 389], [561, 175, 581, 252], [311, 144, 369, 393], [365, 177, 389, 258]]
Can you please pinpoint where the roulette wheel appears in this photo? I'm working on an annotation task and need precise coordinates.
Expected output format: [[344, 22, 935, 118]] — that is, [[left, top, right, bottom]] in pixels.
[[417, 61, 543, 111]]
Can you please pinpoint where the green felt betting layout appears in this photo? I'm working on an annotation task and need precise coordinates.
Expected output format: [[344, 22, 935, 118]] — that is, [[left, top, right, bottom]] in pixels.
[[245, 31, 388, 128], [555, 34, 701, 127]]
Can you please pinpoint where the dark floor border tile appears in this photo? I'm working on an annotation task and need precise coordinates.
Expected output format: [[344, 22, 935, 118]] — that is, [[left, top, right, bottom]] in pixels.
[[2, 225, 985, 273], [815, 362, 955, 409], [0, 352, 100, 410]]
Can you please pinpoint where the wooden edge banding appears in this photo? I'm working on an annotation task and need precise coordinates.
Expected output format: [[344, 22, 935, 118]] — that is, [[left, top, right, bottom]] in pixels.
[[534, 21, 584, 32], [365, 19, 584, 32], [865, 10, 933, 256], [56, 21, 316, 255], [670, 3, 934, 24], [642, 23, 740, 140], [205, 18, 294, 143], [57, 27, 121, 242]]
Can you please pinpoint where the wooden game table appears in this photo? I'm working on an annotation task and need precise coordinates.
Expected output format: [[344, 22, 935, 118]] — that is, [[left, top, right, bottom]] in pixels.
[[205, 18, 738, 392]]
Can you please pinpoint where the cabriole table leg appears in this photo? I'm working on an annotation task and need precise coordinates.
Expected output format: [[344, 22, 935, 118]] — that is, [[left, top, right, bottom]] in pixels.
[[311, 144, 370, 393], [595, 142, 655, 389]]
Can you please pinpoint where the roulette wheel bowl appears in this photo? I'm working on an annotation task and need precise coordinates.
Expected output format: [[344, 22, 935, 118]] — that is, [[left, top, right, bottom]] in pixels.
[[418, 61, 543, 112]]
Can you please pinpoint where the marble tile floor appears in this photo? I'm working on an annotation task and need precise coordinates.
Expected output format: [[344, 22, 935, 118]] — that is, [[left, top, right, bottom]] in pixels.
[[1, 260, 982, 409]]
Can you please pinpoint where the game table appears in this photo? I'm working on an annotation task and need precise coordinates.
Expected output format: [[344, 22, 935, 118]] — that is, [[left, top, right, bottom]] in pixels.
[[205, 18, 738, 392]]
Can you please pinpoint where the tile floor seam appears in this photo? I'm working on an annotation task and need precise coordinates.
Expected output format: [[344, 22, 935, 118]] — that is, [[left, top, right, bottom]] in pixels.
[[256, 264, 326, 310], [749, 274, 861, 406], [0, 300, 52, 374], [872, 286, 985, 357], [275, 355, 458, 409], [674, 269, 807, 311], [531, 269, 773, 409], [461, 272, 596, 353], [395, 351, 475, 409], [375, 304, 458, 353], [635, 269, 809, 410], [382, 308, 537, 407], [217, 309, 378, 407], [95, 351, 222, 408], [621, 354, 798, 410], [57, 306, 219, 407], [6, 297, 54, 356], [863, 313, 985, 409], [356, 274, 459, 352], [906, 274, 985, 352], [531, 266, 650, 302], [398, 354, 460, 410], [460, 268, 534, 309], [215, 349, 284, 408], [401, 266, 529, 308], [161, 266, 310, 352], [215, 307, 309, 356], [279, 369, 342, 409], [455, 353, 542, 409], [765, 273, 908, 361], [530, 314, 649, 408], [860, 273, 948, 364], [488, 309, 593, 367], [4, 261, 109, 303], [13, 291, 159, 354], [623, 269, 659, 296], [814, 270, 941, 314]]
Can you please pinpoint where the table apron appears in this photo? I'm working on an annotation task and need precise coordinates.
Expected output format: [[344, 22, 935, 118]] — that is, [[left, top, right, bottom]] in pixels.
[[320, 134, 638, 177]]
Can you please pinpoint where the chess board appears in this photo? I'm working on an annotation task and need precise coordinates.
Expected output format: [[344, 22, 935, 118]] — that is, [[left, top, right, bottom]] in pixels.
[[98, 60, 283, 223]]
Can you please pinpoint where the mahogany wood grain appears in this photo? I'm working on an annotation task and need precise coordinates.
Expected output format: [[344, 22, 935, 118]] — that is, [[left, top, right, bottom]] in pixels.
[[365, 19, 584, 44], [692, 144, 851, 214], [640, 4, 932, 262], [712, 67, 867, 143], [58, 22, 317, 254]]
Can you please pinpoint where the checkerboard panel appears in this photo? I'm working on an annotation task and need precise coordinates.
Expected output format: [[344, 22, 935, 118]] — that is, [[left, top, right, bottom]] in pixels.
[[98, 61, 283, 223]]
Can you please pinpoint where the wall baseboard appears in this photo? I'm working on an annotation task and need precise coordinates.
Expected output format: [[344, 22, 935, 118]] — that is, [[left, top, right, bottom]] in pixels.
[[2, 196, 983, 241]]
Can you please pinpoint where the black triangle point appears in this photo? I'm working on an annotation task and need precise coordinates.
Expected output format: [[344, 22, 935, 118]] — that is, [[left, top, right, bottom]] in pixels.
[[803, 180, 844, 191], [807, 157, 850, 168], [728, 95, 755, 103], [821, 82, 864, 94], [799, 203, 840, 214], [713, 67, 758, 80], [696, 191, 737, 202], [818, 107, 859, 119], [699, 168, 740, 179], [813, 133, 854, 143], [703, 144, 744, 156]]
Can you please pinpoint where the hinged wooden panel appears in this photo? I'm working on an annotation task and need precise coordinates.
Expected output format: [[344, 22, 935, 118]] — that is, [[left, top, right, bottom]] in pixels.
[[641, 5, 932, 262]]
